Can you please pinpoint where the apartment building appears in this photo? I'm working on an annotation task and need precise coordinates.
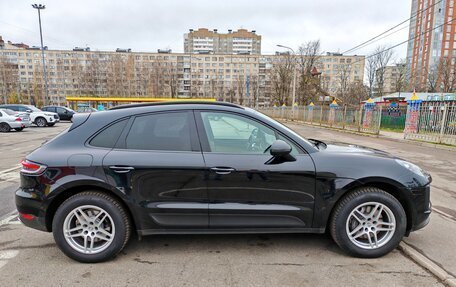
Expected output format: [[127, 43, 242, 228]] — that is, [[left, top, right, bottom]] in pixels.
[[316, 52, 365, 96], [406, 0, 456, 90], [375, 64, 407, 95], [0, 38, 364, 107], [184, 28, 261, 55]]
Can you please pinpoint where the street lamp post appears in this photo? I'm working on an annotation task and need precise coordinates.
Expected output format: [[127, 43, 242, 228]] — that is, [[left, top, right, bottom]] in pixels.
[[32, 4, 49, 106], [277, 44, 297, 111]]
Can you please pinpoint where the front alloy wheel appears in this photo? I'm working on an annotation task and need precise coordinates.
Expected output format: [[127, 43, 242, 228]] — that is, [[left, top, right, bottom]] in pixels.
[[35, 117, 47, 127], [346, 202, 396, 249], [330, 187, 406, 258]]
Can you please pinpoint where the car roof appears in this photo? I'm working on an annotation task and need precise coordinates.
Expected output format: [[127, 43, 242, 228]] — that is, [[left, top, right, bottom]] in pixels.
[[109, 101, 243, 111]]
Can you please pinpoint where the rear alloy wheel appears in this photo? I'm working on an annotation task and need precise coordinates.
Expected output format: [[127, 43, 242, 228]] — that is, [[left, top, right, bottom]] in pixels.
[[330, 187, 406, 258], [53, 191, 131, 263], [35, 117, 47, 127], [0, 123, 10, 132]]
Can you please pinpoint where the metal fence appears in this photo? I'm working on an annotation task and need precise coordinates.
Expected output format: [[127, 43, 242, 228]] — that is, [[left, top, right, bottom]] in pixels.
[[381, 105, 407, 131], [404, 101, 456, 145], [259, 106, 382, 135]]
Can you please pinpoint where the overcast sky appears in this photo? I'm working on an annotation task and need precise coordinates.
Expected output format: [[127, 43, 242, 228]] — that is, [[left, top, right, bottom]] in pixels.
[[1, 0, 411, 59]]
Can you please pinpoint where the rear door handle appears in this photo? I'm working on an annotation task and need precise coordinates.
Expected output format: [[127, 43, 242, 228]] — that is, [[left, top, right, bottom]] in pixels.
[[109, 166, 135, 173], [210, 167, 235, 175]]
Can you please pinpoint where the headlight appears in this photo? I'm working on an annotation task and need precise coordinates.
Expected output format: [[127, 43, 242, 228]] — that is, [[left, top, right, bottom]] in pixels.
[[44, 113, 53, 116], [395, 159, 427, 177]]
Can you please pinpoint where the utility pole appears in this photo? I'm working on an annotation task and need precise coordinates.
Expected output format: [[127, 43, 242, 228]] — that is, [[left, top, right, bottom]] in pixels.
[[32, 4, 49, 106]]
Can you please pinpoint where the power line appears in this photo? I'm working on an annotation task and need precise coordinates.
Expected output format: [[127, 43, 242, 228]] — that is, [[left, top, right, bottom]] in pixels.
[[348, 24, 410, 54], [343, 0, 443, 54], [350, 16, 456, 66]]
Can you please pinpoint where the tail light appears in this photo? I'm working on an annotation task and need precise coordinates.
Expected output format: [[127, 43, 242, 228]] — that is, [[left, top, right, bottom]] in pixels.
[[15, 118, 22, 122], [20, 159, 47, 175]]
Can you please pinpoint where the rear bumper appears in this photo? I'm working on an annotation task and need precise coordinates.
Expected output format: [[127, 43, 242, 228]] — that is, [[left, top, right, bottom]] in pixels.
[[15, 188, 48, 232]]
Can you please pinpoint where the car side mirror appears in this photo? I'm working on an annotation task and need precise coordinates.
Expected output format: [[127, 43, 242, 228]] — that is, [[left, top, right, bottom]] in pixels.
[[267, 140, 296, 164]]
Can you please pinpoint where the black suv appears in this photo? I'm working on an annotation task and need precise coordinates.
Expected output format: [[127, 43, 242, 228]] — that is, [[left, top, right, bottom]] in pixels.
[[41, 106, 75, 121], [16, 102, 431, 262]]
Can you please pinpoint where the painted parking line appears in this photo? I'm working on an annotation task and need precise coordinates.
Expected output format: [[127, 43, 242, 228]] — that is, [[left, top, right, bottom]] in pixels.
[[0, 165, 21, 174], [0, 250, 19, 271]]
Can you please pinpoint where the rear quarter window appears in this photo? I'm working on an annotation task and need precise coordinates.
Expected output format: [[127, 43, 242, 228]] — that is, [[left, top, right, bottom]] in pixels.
[[89, 119, 128, 148]]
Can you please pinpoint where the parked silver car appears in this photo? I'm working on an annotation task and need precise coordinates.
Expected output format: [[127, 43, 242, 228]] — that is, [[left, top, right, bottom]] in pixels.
[[0, 108, 29, 132]]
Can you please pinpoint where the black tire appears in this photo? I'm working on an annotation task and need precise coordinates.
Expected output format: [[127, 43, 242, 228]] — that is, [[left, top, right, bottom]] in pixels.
[[35, 117, 47, 127], [0, 122, 10, 132], [14, 127, 24, 132], [52, 191, 131, 263], [47, 123, 55, 127], [330, 187, 406, 258]]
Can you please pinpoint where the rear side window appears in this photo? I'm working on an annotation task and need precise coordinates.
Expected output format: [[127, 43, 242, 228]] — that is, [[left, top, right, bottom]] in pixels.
[[126, 112, 192, 151], [90, 119, 128, 148]]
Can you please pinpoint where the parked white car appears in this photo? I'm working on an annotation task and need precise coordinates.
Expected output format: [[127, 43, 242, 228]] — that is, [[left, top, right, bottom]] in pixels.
[[0, 104, 59, 127], [0, 108, 28, 132]]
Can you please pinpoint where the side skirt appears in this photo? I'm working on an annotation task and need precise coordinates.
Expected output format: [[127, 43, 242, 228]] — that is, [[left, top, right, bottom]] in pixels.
[[138, 227, 326, 236]]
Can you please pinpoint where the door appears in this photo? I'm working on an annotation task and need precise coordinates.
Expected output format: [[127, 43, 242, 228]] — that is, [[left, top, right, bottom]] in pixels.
[[56, 107, 68, 120], [102, 111, 208, 230], [196, 111, 316, 229]]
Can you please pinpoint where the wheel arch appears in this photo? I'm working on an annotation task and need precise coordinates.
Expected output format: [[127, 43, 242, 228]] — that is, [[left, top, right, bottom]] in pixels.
[[326, 178, 414, 234], [45, 184, 137, 233]]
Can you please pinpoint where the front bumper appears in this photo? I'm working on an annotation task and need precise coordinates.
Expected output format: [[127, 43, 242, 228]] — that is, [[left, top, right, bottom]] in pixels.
[[409, 184, 431, 233]]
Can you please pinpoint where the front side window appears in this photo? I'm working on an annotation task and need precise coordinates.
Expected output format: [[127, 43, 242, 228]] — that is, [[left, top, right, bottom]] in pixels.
[[200, 112, 278, 154], [126, 112, 192, 151]]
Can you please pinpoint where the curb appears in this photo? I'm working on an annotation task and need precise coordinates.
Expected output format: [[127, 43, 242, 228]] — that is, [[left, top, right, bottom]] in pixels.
[[0, 165, 21, 175], [399, 242, 456, 287]]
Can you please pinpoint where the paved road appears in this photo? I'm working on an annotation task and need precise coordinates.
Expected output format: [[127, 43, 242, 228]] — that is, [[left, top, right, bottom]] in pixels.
[[285, 122, 456, 279], [0, 123, 70, 220], [0, 120, 453, 286]]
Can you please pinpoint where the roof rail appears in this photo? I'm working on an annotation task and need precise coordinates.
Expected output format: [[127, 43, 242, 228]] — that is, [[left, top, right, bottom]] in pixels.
[[109, 101, 243, 111]]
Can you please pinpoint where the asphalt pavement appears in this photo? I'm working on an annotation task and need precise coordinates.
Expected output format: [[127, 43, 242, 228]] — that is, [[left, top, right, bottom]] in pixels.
[[0, 120, 454, 286]]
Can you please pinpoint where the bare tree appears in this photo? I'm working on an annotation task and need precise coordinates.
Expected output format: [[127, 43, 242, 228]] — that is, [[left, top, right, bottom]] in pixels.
[[250, 75, 260, 108], [365, 56, 376, 98], [295, 40, 325, 105], [270, 54, 293, 105], [297, 40, 321, 74], [346, 81, 369, 107], [438, 58, 456, 92], [0, 55, 19, 104], [392, 60, 407, 93], [425, 64, 439, 92], [335, 64, 352, 103], [236, 74, 245, 105], [373, 45, 394, 97]]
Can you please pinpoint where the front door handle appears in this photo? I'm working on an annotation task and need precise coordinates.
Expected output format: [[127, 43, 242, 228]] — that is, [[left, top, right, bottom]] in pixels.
[[210, 167, 235, 175], [109, 166, 135, 173]]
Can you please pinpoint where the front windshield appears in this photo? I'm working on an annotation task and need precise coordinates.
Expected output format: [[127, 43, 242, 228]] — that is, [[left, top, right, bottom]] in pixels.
[[26, 105, 42, 112], [246, 108, 315, 148]]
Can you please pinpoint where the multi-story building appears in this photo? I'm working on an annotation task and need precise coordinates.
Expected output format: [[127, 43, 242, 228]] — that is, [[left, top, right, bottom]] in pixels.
[[406, 0, 456, 90], [0, 36, 364, 107], [184, 28, 261, 55], [376, 63, 407, 96], [317, 52, 365, 97]]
